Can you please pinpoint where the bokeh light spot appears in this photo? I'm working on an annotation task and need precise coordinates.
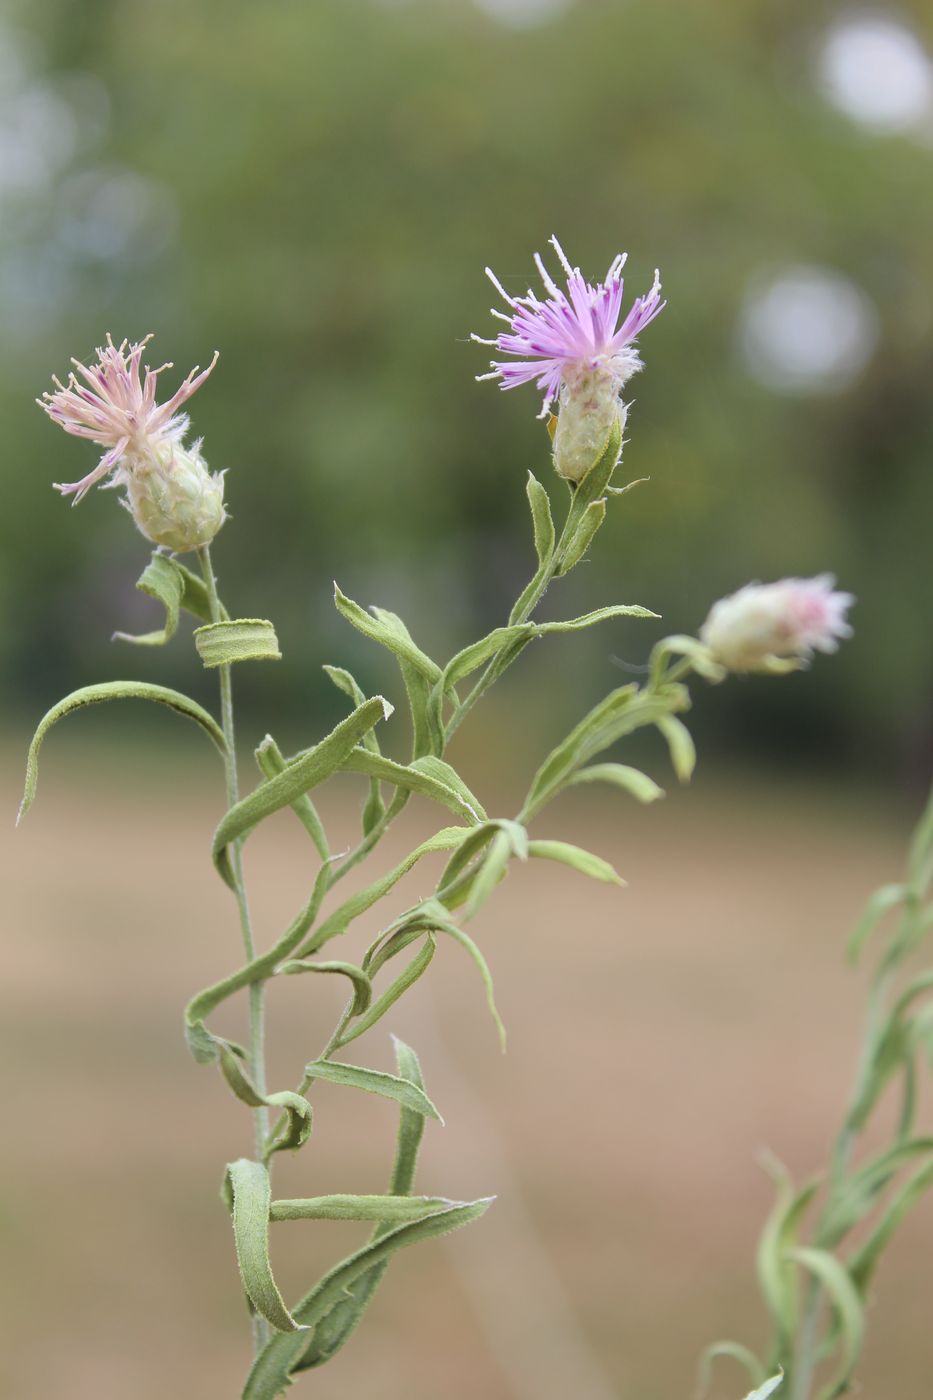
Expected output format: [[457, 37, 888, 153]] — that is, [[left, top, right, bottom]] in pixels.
[[473, 0, 574, 30], [738, 265, 879, 394], [818, 14, 933, 133]]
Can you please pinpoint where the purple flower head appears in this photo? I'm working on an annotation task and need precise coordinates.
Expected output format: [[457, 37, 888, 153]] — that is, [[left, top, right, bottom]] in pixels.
[[473, 236, 665, 418], [39, 334, 218, 503]]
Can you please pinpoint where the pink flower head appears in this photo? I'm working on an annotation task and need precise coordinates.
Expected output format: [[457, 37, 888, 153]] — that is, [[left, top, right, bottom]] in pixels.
[[700, 575, 855, 674], [472, 236, 665, 418], [39, 334, 218, 503]]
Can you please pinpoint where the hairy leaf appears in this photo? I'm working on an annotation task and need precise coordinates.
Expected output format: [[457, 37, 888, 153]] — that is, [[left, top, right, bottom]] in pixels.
[[219, 1045, 312, 1157], [212, 696, 392, 886], [303, 1059, 443, 1121], [194, 618, 282, 667], [276, 959, 373, 1018], [526, 470, 555, 565], [338, 935, 436, 1047], [223, 1159, 306, 1334], [242, 1197, 492, 1397], [299, 826, 468, 955], [440, 604, 657, 693], [112, 552, 212, 646], [334, 585, 441, 682], [19, 681, 226, 822], [269, 1194, 459, 1223], [255, 735, 330, 862], [342, 748, 481, 824], [557, 496, 606, 574]]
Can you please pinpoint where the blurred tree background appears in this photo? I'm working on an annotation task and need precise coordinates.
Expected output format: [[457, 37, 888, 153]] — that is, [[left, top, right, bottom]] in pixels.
[[1, 0, 931, 782]]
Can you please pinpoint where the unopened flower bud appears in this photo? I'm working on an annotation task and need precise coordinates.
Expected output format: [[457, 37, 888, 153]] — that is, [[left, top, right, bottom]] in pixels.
[[124, 439, 226, 553], [39, 334, 226, 553], [700, 575, 854, 674], [552, 371, 628, 482], [473, 236, 664, 481]]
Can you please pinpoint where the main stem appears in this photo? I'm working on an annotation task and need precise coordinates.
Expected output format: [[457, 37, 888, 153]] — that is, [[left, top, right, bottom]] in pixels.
[[199, 547, 270, 1151], [198, 546, 270, 1357]]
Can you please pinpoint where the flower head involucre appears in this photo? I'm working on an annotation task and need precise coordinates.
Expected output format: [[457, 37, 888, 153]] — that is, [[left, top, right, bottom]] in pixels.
[[700, 575, 855, 674], [39, 335, 226, 553], [473, 237, 665, 481]]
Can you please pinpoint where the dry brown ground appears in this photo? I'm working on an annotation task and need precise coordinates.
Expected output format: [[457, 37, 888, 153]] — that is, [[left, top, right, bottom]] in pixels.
[[1, 739, 930, 1400]]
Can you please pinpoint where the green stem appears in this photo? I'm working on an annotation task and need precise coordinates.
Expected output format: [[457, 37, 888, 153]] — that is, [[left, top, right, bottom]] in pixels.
[[445, 544, 560, 742], [198, 545, 269, 1351]]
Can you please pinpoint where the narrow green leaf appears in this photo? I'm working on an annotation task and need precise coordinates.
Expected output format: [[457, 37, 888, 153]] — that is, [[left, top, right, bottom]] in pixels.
[[651, 634, 727, 684], [464, 828, 514, 918], [194, 618, 282, 667], [304, 1059, 443, 1121], [818, 1137, 933, 1247], [242, 1198, 493, 1397], [437, 818, 527, 910], [112, 553, 182, 646], [212, 696, 392, 886], [526, 470, 555, 564], [656, 713, 696, 782], [223, 1159, 306, 1334], [523, 685, 686, 818], [440, 605, 657, 693], [322, 665, 387, 828], [557, 497, 606, 574], [338, 935, 436, 1047], [300, 826, 468, 955], [113, 552, 216, 646], [787, 1248, 863, 1399], [321, 666, 380, 750], [255, 734, 330, 862], [291, 1036, 428, 1371], [342, 748, 481, 824], [696, 1340, 767, 1397], [408, 756, 487, 821], [18, 681, 226, 823], [269, 1194, 458, 1223], [276, 959, 373, 1018], [527, 839, 624, 886], [846, 883, 907, 964], [417, 900, 506, 1049], [398, 654, 441, 759], [219, 1045, 312, 1158], [334, 585, 441, 682], [185, 861, 334, 1064], [566, 762, 665, 804], [755, 1162, 820, 1358], [847, 1158, 933, 1295]]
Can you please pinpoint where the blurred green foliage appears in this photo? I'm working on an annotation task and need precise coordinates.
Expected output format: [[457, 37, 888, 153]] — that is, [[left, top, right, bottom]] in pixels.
[[2, 0, 931, 777]]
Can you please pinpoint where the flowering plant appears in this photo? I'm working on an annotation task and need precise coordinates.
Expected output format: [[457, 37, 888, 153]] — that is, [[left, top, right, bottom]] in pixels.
[[19, 241, 895, 1400]]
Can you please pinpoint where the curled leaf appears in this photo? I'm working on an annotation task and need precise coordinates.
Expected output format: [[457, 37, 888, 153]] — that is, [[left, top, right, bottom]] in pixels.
[[194, 618, 282, 667], [113, 552, 212, 646], [19, 681, 226, 823], [223, 1159, 307, 1334]]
